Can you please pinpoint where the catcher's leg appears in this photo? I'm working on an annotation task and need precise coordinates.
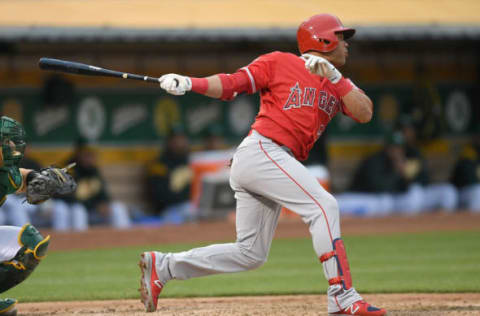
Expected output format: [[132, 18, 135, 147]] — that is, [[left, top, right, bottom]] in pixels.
[[0, 224, 50, 293], [0, 224, 49, 316]]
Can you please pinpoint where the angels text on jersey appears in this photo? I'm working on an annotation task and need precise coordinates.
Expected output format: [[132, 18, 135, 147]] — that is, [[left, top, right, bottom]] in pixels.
[[283, 82, 340, 118]]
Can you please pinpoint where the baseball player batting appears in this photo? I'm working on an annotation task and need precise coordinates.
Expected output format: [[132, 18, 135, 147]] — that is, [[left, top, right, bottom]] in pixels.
[[139, 14, 387, 316]]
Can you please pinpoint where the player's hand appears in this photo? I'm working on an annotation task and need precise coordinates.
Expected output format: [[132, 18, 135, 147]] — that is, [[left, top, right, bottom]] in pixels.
[[302, 54, 342, 84], [159, 74, 192, 95]]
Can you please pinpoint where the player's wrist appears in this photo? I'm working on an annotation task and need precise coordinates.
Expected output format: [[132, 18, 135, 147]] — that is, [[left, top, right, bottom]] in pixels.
[[334, 77, 354, 97], [190, 77, 209, 94]]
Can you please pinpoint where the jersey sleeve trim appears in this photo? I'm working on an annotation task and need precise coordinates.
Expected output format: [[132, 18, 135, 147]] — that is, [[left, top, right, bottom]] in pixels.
[[241, 66, 257, 93], [8, 173, 19, 190]]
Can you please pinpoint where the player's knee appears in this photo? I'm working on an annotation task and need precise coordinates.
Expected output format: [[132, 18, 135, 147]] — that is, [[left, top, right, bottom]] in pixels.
[[0, 224, 50, 293], [244, 256, 267, 270], [322, 194, 340, 218], [303, 194, 339, 228], [237, 245, 268, 270], [19, 224, 50, 261]]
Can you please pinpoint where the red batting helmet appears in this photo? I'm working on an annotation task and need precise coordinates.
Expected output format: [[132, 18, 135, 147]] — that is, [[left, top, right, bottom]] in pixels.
[[297, 14, 355, 54]]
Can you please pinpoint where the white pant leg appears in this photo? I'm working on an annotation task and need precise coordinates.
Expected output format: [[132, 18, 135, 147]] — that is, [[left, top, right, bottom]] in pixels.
[[0, 226, 22, 261], [423, 183, 459, 212], [336, 192, 395, 217], [70, 202, 89, 231], [459, 184, 480, 212], [109, 201, 131, 229], [394, 184, 424, 215]]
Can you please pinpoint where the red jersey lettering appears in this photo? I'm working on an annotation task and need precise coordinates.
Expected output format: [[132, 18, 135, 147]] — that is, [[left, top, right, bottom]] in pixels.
[[240, 51, 352, 160], [302, 87, 316, 107], [283, 83, 302, 110], [319, 94, 340, 118], [318, 91, 327, 108]]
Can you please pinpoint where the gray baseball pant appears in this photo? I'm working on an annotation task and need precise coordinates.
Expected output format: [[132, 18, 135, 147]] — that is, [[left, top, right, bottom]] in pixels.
[[154, 131, 361, 312]]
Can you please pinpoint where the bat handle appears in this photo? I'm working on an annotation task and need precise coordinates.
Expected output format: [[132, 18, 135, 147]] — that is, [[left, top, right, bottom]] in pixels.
[[121, 73, 161, 83], [146, 76, 162, 83]]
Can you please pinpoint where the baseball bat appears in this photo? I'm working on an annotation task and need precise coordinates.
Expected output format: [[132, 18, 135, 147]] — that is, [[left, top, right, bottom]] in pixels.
[[38, 58, 161, 84]]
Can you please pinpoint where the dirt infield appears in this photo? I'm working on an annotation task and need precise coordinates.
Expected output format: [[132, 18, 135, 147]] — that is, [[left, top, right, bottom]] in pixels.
[[19, 212, 480, 315], [17, 294, 480, 315]]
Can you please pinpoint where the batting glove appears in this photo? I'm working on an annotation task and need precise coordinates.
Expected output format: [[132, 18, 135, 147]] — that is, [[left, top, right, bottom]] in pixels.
[[159, 74, 192, 96], [302, 54, 342, 84]]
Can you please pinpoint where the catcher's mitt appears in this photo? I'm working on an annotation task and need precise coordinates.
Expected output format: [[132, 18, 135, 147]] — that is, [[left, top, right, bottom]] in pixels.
[[26, 163, 77, 204]]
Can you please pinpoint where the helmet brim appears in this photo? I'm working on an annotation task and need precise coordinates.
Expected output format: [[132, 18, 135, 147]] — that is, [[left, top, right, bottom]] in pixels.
[[335, 28, 355, 40]]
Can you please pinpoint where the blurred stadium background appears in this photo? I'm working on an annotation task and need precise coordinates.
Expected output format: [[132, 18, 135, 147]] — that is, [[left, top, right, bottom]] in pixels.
[[0, 0, 479, 220]]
